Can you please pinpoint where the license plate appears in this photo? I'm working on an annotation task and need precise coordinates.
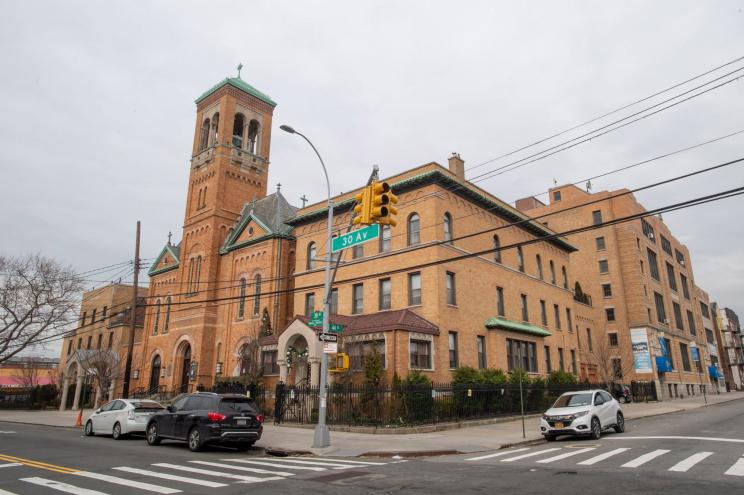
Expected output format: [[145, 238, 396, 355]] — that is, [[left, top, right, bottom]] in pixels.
[[554, 422, 564, 429], [236, 419, 247, 426]]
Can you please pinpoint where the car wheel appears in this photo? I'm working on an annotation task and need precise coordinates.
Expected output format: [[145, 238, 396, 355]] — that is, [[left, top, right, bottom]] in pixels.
[[590, 417, 601, 440], [544, 434, 556, 442], [112, 422, 124, 440], [188, 427, 204, 452], [614, 412, 625, 433], [146, 423, 161, 446], [84, 420, 95, 437]]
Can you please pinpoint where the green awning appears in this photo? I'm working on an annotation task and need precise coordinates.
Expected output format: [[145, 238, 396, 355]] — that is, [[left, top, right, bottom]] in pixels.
[[485, 317, 552, 337]]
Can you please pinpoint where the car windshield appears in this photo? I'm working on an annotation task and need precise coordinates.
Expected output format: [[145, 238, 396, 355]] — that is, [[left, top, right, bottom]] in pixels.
[[131, 401, 164, 411], [219, 398, 257, 413], [553, 393, 593, 408]]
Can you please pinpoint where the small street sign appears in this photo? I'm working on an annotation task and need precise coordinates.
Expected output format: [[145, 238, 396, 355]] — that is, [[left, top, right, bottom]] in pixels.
[[318, 332, 338, 343], [311, 310, 323, 319], [331, 224, 380, 253], [329, 323, 344, 333], [308, 310, 323, 327], [323, 342, 338, 354]]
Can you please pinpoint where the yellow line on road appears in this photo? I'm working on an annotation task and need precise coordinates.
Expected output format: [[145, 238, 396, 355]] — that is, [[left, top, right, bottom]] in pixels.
[[0, 453, 78, 474]]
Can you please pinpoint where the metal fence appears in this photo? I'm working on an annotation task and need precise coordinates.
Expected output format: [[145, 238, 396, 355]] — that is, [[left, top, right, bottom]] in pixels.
[[630, 380, 658, 402], [0, 385, 59, 410]]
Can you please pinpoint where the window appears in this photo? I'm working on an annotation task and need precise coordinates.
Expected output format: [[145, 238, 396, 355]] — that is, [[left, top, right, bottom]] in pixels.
[[232, 113, 244, 148], [666, 262, 677, 292], [680, 274, 690, 299], [190, 255, 202, 294], [199, 118, 210, 150], [517, 246, 525, 272], [108, 332, 113, 349], [566, 308, 573, 331], [545, 346, 552, 372], [443, 213, 453, 243], [153, 299, 161, 335], [81, 311, 87, 327], [586, 329, 593, 351], [506, 339, 537, 372], [647, 249, 660, 281], [352, 243, 364, 259], [163, 297, 171, 333], [570, 350, 577, 375], [237, 278, 246, 318], [407, 213, 420, 246], [554, 304, 561, 329], [596, 236, 606, 250], [210, 113, 219, 146], [661, 337, 674, 369], [608, 333, 619, 347], [410, 340, 432, 369], [352, 284, 364, 314], [96, 334, 102, 349], [247, 119, 260, 154], [700, 302, 710, 319], [675, 249, 686, 266], [558, 348, 565, 371], [448, 332, 459, 368], [91, 309, 97, 323], [687, 310, 696, 335], [671, 302, 684, 331], [592, 210, 603, 225], [599, 260, 609, 274], [304, 293, 315, 317], [680, 343, 691, 372], [477, 336, 487, 369], [521, 294, 529, 321], [536, 255, 544, 280], [253, 274, 262, 316], [446, 271, 457, 305], [540, 300, 548, 326], [493, 235, 501, 263], [67, 340, 72, 356], [553, 190, 562, 201], [380, 225, 391, 252], [661, 235, 672, 255], [408, 272, 422, 305], [561, 266, 568, 289], [605, 308, 616, 322], [642, 218, 656, 242], [330, 288, 339, 314], [87, 335, 92, 349], [349, 340, 386, 371], [612, 358, 623, 380], [705, 328, 715, 345], [655, 292, 667, 324], [497, 287, 505, 317], [261, 351, 279, 375], [379, 279, 391, 310], [602, 283, 612, 298], [307, 242, 317, 270]]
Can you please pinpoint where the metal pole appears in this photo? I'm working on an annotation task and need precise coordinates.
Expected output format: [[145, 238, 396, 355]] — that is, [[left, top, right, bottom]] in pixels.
[[122, 220, 140, 399], [519, 371, 525, 439]]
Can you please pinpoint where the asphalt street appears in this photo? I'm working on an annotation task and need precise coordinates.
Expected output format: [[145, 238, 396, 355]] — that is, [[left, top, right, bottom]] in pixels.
[[1, 399, 743, 494]]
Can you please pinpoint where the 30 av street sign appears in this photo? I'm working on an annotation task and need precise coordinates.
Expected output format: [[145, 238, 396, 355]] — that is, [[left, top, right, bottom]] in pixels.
[[318, 332, 338, 343], [331, 224, 380, 253]]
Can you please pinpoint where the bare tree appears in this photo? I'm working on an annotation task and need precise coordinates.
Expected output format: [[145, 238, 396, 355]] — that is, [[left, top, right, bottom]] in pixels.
[[1, 255, 83, 363], [77, 349, 122, 405], [11, 361, 41, 389], [236, 337, 264, 386], [588, 335, 635, 389]]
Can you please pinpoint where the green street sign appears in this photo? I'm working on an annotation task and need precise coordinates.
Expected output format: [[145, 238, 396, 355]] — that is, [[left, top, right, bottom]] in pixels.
[[331, 224, 380, 253], [308, 318, 323, 327], [329, 323, 344, 333], [311, 311, 323, 320]]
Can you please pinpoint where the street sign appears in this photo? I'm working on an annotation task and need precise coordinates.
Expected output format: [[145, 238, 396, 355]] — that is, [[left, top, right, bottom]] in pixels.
[[329, 323, 344, 333], [323, 342, 338, 354], [331, 224, 380, 253], [308, 310, 323, 327], [318, 332, 338, 343]]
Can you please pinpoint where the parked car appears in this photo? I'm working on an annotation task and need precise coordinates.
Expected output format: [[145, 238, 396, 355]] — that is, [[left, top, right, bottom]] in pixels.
[[145, 392, 264, 452], [84, 399, 165, 439], [540, 389, 624, 441]]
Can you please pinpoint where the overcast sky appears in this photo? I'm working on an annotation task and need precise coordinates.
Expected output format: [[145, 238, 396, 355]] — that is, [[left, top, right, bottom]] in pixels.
[[2, 1, 743, 355]]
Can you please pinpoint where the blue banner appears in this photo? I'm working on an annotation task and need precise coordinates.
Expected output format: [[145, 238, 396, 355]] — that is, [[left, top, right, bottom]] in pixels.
[[656, 355, 673, 373], [691, 346, 700, 362]]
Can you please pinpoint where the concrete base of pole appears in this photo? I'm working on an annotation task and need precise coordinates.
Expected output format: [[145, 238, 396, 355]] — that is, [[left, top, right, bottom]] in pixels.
[[312, 424, 330, 448]]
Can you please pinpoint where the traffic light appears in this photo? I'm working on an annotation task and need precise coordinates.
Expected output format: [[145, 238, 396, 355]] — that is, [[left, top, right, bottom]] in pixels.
[[370, 181, 398, 226], [353, 186, 372, 225]]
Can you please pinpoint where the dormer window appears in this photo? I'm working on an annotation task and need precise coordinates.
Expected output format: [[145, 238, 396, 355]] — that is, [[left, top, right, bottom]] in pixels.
[[232, 114, 245, 148]]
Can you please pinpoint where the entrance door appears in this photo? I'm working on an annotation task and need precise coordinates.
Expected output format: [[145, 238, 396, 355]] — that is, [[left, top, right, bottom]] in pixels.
[[180, 345, 191, 393], [149, 355, 161, 392]]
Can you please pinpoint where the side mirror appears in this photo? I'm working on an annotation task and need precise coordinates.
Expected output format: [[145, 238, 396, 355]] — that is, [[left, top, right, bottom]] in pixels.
[[96, 408, 102, 414]]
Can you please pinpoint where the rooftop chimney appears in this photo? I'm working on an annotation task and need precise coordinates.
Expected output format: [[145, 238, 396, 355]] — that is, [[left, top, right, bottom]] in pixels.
[[448, 152, 465, 180]]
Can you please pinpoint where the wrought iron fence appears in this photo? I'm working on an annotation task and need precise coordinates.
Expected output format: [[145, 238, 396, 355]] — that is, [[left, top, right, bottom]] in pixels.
[[630, 380, 658, 402], [0, 385, 59, 410]]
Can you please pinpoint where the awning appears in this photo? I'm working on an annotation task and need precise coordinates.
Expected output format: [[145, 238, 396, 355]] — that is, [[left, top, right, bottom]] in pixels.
[[708, 365, 723, 379], [655, 356, 673, 373], [484, 317, 551, 337]]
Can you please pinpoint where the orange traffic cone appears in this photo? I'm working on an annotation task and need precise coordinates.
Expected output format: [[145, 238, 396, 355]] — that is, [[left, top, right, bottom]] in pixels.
[[75, 409, 83, 427]]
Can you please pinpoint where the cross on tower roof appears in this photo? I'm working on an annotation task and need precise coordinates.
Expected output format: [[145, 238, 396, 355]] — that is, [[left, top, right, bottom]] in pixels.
[[276, 182, 282, 193], [167, 231, 172, 245], [237, 63, 243, 79], [300, 194, 308, 208]]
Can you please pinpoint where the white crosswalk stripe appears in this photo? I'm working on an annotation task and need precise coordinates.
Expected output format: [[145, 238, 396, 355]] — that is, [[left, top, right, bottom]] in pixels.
[[536, 448, 596, 464], [0, 463, 22, 469], [246, 458, 356, 469], [21, 477, 109, 495], [189, 460, 295, 477], [0, 488, 19, 495], [73, 471, 181, 494], [220, 458, 326, 471], [577, 448, 631, 466], [501, 448, 562, 462], [112, 467, 228, 487], [724, 457, 744, 476], [668, 452, 714, 472], [466, 448, 530, 461], [621, 449, 671, 468], [152, 463, 284, 483], [306, 457, 388, 465]]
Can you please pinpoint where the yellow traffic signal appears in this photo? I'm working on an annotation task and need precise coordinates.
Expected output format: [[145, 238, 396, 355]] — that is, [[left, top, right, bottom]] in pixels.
[[370, 181, 398, 226], [353, 186, 372, 225]]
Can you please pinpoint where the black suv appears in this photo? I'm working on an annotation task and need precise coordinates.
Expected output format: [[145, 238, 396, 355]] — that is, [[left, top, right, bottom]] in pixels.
[[145, 392, 264, 452]]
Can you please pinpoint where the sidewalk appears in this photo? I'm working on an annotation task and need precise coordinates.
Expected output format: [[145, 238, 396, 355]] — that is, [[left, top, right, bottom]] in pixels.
[[1, 391, 742, 457]]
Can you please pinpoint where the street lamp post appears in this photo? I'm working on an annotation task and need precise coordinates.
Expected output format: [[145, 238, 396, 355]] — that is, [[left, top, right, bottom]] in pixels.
[[279, 124, 332, 448]]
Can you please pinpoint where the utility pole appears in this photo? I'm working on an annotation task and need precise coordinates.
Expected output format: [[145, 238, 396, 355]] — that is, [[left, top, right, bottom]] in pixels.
[[122, 220, 140, 399]]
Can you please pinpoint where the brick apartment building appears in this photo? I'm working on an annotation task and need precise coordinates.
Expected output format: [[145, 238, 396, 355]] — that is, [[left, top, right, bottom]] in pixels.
[[517, 184, 715, 400], [712, 304, 744, 390]]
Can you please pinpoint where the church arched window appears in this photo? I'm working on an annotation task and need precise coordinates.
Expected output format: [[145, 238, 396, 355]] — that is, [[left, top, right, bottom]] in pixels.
[[237, 278, 246, 319], [163, 296, 171, 333], [153, 299, 161, 335], [247, 119, 260, 154], [232, 113, 245, 148], [307, 242, 317, 270], [210, 112, 219, 145], [199, 118, 210, 151]]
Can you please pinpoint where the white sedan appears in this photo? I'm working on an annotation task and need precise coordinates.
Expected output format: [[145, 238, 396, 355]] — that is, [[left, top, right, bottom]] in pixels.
[[84, 399, 165, 440], [540, 389, 625, 441]]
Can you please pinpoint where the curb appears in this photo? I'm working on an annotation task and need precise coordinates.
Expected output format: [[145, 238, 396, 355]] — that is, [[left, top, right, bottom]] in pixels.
[[0, 419, 80, 430]]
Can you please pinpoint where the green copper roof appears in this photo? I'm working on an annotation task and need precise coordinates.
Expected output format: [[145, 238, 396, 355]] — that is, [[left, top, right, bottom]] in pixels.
[[485, 317, 552, 337], [195, 77, 277, 107]]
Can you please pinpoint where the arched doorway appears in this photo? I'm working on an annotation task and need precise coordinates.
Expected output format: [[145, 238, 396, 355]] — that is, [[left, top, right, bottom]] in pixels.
[[179, 344, 191, 393], [149, 355, 161, 392]]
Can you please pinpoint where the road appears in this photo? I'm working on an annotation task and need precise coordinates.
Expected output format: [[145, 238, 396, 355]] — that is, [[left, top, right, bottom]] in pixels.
[[1, 399, 743, 494]]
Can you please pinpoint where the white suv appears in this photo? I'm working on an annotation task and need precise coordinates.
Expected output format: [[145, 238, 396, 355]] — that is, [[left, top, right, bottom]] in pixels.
[[540, 389, 625, 441]]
